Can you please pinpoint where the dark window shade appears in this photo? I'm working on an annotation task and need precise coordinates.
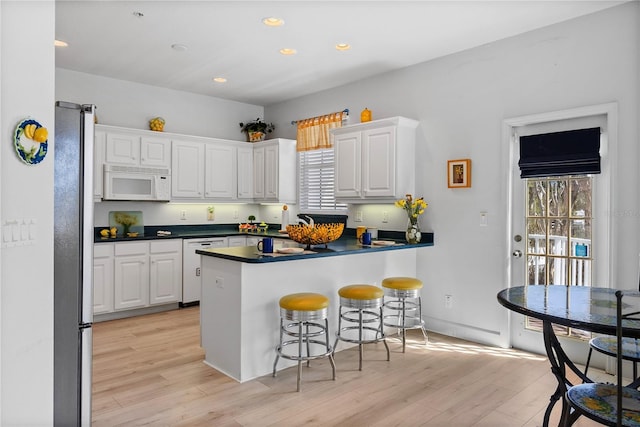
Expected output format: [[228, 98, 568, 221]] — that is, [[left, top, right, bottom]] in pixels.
[[519, 127, 601, 178]]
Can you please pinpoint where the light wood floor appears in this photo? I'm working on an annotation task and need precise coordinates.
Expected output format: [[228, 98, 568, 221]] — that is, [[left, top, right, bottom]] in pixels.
[[92, 306, 605, 426]]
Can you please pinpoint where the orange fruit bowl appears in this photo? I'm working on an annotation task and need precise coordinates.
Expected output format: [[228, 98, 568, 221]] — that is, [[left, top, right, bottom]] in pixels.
[[286, 223, 344, 249]]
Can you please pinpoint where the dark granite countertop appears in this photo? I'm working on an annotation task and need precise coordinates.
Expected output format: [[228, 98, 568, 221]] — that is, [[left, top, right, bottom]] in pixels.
[[196, 236, 433, 263], [94, 223, 424, 244], [94, 224, 290, 243]]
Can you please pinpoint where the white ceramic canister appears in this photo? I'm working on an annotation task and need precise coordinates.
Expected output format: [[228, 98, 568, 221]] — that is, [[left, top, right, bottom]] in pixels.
[[366, 227, 378, 239]]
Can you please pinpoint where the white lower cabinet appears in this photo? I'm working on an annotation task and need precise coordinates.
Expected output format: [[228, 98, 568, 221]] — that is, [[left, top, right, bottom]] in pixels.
[[93, 243, 114, 314], [107, 240, 182, 313], [246, 237, 260, 247], [228, 236, 248, 247], [114, 242, 149, 311], [149, 240, 183, 305]]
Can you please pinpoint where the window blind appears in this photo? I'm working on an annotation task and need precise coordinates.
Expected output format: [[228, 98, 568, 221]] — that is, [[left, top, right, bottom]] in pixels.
[[298, 148, 347, 212], [518, 127, 601, 178]]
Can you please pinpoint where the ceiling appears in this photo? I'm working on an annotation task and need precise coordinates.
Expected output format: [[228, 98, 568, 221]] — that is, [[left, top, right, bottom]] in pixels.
[[55, 1, 626, 106]]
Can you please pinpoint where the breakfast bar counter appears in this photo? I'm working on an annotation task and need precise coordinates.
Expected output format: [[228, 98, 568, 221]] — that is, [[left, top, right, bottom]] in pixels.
[[197, 237, 433, 382]]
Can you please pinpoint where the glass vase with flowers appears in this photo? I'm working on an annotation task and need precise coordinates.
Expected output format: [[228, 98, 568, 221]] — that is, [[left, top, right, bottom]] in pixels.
[[395, 194, 427, 244]]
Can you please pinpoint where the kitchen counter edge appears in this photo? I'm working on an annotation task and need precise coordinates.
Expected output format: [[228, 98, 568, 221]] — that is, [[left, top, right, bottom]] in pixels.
[[196, 238, 433, 263]]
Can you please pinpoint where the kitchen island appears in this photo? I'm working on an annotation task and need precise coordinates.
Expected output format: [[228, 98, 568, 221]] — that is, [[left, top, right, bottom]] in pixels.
[[197, 236, 433, 382]]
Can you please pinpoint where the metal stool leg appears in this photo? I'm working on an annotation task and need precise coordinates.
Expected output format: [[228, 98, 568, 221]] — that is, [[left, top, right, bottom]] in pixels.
[[306, 322, 311, 367], [326, 318, 336, 380], [401, 297, 407, 353], [418, 296, 428, 344], [380, 305, 390, 361], [273, 318, 283, 377], [358, 309, 364, 371], [333, 304, 342, 354], [297, 321, 303, 392]]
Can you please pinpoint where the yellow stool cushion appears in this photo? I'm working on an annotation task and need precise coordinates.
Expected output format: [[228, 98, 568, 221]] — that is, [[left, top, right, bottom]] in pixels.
[[338, 284, 384, 300], [382, 277, 423, 291], [279, 292, 329, 311]]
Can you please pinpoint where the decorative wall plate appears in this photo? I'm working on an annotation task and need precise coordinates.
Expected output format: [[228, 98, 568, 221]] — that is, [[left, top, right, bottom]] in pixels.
[[14, 118, 48, 165]]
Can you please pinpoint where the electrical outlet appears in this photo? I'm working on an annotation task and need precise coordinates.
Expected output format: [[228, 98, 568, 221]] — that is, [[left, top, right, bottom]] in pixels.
[[233, 210, 239, 219], [207, 206, 215, 221], [445, 295, 453, 309], [180, 210, 187, 220], [356, 210, 363, 222], [382, 211, 389, 223]]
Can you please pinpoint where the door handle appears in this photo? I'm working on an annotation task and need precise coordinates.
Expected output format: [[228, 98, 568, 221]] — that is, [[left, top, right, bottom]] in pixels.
[[512, 249, 523, 258]]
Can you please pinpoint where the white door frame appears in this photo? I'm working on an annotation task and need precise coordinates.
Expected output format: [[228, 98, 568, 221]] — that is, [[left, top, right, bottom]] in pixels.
[[500, 102, 617, 352]]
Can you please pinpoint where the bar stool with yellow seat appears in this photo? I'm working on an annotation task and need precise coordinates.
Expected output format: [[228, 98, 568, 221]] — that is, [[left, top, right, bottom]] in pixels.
[[382, 277, 428, 352], [272, 292, 336, 391], [334, 284, 390, 371]]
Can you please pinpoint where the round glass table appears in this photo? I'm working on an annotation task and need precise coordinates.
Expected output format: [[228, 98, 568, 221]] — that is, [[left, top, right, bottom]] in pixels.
[[497, 285, 640, 426]]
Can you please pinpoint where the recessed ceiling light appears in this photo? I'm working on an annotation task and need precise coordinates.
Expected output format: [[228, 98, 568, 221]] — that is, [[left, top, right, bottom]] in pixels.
[[262, 17, 284, 27], [54, 40, 68, 47], [171, 43, 188, 52], [213, 77, 227, 83], [335, 43, 351, 51], [279, 48, 297, 56]]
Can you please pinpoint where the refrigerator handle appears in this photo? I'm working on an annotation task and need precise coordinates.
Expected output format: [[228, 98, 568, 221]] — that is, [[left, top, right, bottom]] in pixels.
[[81, 105, 96, 324]]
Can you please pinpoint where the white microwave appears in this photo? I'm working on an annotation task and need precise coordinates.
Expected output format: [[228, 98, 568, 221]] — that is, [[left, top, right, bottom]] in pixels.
[[103, 165, 171, 201]]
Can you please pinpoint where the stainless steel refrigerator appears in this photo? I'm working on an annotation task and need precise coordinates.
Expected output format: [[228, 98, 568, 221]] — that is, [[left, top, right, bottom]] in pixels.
[[54, 101, 95, 426]]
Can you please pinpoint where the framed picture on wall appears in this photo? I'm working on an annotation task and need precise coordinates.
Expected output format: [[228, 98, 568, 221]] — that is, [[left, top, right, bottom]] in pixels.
[[447, 159, 471, 188]]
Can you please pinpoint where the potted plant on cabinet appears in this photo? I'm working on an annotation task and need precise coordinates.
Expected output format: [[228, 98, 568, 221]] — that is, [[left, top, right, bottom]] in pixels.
[[239, 118, 275, 142]]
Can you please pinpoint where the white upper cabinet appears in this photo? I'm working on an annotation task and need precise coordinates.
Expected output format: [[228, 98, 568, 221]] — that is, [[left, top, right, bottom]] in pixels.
[[172, 138, 243, 201], [253, 145, 265, 199], [94, 130, 106, 200], [205, 143, 237, 199], [171, 140, 205, 199], [94, 124, 295, 203], [333, 130, 361, 198], [105, 131, 140, 165], [140, 135, 171, 168], [237, 145, 254, 200], [252, 139, 297, 203], [100, 125, 171, 169], [331, 117, 418, 203]]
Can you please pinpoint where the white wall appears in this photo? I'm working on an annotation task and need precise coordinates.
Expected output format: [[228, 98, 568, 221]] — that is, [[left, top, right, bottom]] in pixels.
[[266, 3, 640, 347], [1, 0, 55, 423], [55, 70, 273, 227], [56, 68, 263, 140]]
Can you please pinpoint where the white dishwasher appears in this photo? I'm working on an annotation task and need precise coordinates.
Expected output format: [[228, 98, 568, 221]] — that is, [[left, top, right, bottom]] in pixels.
[[182, 237, 227, 305]]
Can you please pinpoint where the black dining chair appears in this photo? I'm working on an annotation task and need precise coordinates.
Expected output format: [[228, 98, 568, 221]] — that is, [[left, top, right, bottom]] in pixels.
[[563, 290, 640, 426], [584, 268, 640, 379]]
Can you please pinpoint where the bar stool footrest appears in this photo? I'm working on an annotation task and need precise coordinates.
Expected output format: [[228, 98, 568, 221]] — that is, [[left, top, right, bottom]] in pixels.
[[383, 315, 425, 329]]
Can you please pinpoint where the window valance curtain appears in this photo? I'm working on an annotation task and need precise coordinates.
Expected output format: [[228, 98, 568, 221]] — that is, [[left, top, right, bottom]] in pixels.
[[518, 127, 601, 178], [296, 111, 345, 152]]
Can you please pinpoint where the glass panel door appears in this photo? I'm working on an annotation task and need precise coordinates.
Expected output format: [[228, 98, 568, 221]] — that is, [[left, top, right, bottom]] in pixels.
[[525, 176, 593, 339]]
